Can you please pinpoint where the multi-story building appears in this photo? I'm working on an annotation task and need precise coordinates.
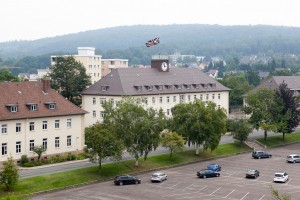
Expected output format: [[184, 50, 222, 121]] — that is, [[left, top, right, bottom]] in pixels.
[[101, 59, 129, 77], [0, 80, 87, 162], [81, 56, 230, 127], [51, 47, 102, 84]]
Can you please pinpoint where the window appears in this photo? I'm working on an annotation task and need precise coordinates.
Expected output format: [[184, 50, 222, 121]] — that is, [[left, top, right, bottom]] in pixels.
[[93, 111, 96, 117], [101, 86, 107, 91], [166, 96, 170, 103], [67, 136, 72, 146], [110, 98, 114, 105], [55, 120, 60, 129], [49, 104, 56, 109], [212, 94, 215, 100], [194, 95, 197, 100], [42, 121, 48, 130], [30, 104, 37, 111], [2, 143, 7, 155], [29, 122, 35, 131], [200, 94, 203, 100], [1, 124, 7, 134], [55, 137, 60, 148], [206, 94, 209, 100], [144, 97, 148, 105], [16, 123, 21, 133], [173, 96, 176, 103], [16, 141, 21, 154], [29, 140, 34, 151], [100, 111, 105, 119], [92, 98, 96, 105], [218, 93, 221, 99], [152, 97, 156, 104], [159, 97, 163, 104], [188, 95, 191, 102], [100, 98, 106, 104], [180, 95, 185, 103], [218, 105, 221, 109], [166, 109, 170, 116], [67, 119, 72, 128], [43, 138, 47, 150], [11, 106, 18, 112]]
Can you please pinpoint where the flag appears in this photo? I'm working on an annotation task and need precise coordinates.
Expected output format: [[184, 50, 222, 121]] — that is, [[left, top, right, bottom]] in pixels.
[[145, 37, 160, 47]]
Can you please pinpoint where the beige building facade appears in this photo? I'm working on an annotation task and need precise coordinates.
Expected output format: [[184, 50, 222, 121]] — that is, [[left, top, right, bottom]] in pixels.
[[101, 59, 129, 77]]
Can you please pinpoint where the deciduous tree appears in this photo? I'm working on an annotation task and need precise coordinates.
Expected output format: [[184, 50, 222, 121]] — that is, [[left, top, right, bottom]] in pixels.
[[161, 131, 185, 159], [0, 156, 19, 191], [33, 145, 46, 161], [228, 119, 253, 144]]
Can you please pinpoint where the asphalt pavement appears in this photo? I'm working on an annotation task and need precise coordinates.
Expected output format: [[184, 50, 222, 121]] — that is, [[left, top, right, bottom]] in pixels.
[[19, 128, 292, 178]]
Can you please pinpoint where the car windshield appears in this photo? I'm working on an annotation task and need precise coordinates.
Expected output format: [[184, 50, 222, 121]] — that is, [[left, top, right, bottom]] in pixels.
[[275, 174, 283, 177], [152, 175, 158, 177], [247, 170, 255, 173]]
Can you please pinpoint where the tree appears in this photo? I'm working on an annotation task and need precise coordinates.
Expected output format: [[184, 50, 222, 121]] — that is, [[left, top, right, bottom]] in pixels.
[[0, 156, 19, 191], [161, 131, 185, 159], [0, 69, 20, 82], [243, 88, 278, 143], [85, 123, 124, 170], [270, 186, 291, 200], [228, 119, 253, 144], [102, 98, 166, 166], [49, 56, 91, 106], [171, 100, 227, 155], [273, 82, 300, 140], [33, 145, 46, 161]]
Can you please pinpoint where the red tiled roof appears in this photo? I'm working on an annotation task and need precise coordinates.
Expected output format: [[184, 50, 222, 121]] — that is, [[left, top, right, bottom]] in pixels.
[[0, 81, 87, 121]]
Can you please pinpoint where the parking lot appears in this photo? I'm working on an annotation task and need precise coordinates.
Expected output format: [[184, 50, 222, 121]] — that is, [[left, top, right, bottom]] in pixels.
[[31, 143, 300, 200]]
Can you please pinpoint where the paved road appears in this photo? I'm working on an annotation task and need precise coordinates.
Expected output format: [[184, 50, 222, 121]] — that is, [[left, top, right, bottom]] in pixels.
[[19, 129, 292, 178], [31, 142, 300, 200]]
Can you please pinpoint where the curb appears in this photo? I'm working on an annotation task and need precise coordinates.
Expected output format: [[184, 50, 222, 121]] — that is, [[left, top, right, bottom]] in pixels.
[[19, 159, 90, 170]]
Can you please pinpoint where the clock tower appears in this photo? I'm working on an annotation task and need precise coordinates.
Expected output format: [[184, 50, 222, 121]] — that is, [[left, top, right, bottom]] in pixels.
[[151, 55, 169, 72]]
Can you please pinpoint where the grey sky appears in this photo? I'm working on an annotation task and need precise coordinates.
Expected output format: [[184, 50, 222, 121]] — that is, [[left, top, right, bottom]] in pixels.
[[1, 0, 299, 42]]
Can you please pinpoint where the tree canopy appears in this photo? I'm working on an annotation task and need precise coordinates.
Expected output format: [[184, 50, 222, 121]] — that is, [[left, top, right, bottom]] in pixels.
[[161, 131, 185, 159], [49, 56, 91, 106], [0, 69, 20, 82]]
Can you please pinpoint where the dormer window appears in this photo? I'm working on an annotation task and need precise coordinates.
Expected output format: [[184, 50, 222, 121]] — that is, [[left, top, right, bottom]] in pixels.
[[193, 84, 200, 89], [184, 84, 191, 90], [175, 84, 182, 90], [155, 85, 163, 91], [11, 106, 18, 112], [31, 105, 37, 111], [201, 84, 208, 89], [165, 84, 172, 89], [209, 83, 216, 88], [49, 104, 56, 109], [145, 85, 153, 91], [134, 85, 143, 92]]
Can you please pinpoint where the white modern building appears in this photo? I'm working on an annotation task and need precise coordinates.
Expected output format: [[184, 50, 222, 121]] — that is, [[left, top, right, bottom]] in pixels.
[[0, 80, 87, 163], [81, 56, 230, 127]]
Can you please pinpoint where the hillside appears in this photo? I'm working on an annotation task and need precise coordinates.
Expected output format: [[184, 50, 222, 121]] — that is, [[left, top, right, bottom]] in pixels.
[[2, 24, 300, 58]]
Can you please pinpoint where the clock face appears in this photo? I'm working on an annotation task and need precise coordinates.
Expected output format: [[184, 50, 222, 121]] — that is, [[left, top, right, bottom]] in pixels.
[[161, 62, 168, 71]]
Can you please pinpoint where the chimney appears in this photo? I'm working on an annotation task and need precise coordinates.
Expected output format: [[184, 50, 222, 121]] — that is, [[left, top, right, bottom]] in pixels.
[[42, 79, 51, 93]]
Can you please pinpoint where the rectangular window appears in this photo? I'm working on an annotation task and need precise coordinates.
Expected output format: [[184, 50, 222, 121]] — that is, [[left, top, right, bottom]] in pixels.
[[180, 95, 185, 103], [167, 109, 170, 116], [144, 97, 148, 105], [49, 104, 56, 109], [55, 137, 60, 148], [110, 98, 114, 105], [93, 111, 96, 117], [42, 121, 48, 130], [43, 138, 47, 150], [152, 97, 156, 104], [2, 143, 7, 155], [29, 140, 34, 151], [194, 95, 197, 100], [1, 124, 7, 134], [31, 104, 37, 111], [55, 120, 60, 129], [16, 123, 21, 133], [16, 141, 21, 154], [212, 94, 215, 100], [11, 106, 18, 112], [173, 96, 176, 103], [166, 96, 170, 103], [67, 119, 72, 128], [67, 136, 72, 146], [200, 94, 203, 100], [159, 97, 163, 104], [92, 97, 96, 105], [206, 94, 209, 100], [188, 95, 191, 102], [100, 98, 106, 104], [100, 111, 105, 119], [29, 122, 35, 131], [218, 93, 221, 99]]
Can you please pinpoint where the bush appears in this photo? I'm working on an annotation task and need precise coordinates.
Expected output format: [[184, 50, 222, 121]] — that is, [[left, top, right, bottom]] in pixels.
[[22, 163, 35, 167], [20, 155, 29, 166], [0, 156, 19, 191], [67, 154, 77, 161]]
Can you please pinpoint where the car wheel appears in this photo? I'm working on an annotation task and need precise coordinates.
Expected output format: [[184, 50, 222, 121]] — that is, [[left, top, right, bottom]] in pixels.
[[119, 182, 123, 186], [203, 175, 206, 179], [294, 160, 296, 163], [135, 180, 139, 184], [258, 156, 261, 159], [216, 174, 220, 177]]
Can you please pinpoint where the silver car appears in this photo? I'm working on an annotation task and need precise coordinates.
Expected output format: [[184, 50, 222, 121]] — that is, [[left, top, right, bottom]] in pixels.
[[151, 172, 167, 182], [287, 154, 300, 163]]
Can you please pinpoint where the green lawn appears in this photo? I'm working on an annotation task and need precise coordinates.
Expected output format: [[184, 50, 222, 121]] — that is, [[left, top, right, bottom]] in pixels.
[[257, 132, 300, 147], [0, 142, 251, 198]]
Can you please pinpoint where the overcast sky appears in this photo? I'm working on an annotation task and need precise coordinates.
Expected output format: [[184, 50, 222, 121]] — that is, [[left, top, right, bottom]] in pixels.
[[1, 0, 300, 42]]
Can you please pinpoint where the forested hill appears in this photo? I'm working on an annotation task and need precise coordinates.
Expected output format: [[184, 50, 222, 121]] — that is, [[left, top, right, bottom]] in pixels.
[[2, 24, 300, 59]]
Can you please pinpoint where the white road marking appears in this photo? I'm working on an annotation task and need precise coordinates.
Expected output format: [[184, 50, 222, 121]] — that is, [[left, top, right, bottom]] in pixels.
[[210, 188, 221, 195], [259, 195, 265, 200], [240, 192, 249, 200], [224, 190, 236, 198]]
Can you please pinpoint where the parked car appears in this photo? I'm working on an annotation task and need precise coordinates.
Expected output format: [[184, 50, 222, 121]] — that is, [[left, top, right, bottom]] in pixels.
[[273, 172, 289, 183], [114, 175, 141, 186], [151, 172, 167, 182], [197, 169, 220, 178], [287, 154, 300, 163], [207, 164, 221, 172], [252, 151, 272, 159], [245, 169, 260, 179]]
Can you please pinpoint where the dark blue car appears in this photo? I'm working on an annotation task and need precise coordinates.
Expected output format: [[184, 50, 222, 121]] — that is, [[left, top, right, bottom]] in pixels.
[[207, 164, 221, 172]]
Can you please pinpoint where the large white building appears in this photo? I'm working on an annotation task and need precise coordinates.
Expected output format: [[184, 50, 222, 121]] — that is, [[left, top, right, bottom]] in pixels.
[[81, 56, 230, 127], [0, 80, 87, 162]]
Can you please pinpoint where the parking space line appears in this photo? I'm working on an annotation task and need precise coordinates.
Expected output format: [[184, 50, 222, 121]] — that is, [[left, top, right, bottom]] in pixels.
[[224, 190, 235, 198], [183, 184, 194, 190], [240, 192, 249, 200], [162, 186, 207, 197], [259, 195, 265, 200], [286, 178, 291, 185], [210, 188, 221, 195]]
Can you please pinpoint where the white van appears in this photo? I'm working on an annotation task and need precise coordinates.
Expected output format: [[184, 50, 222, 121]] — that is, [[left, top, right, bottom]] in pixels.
[[287, 154, 300, 163]]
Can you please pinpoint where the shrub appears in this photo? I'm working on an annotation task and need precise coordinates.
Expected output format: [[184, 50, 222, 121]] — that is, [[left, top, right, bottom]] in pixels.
[[23, 163, 35, 167], [0, 156, 19, 191], [20, 155, 29, 166]]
